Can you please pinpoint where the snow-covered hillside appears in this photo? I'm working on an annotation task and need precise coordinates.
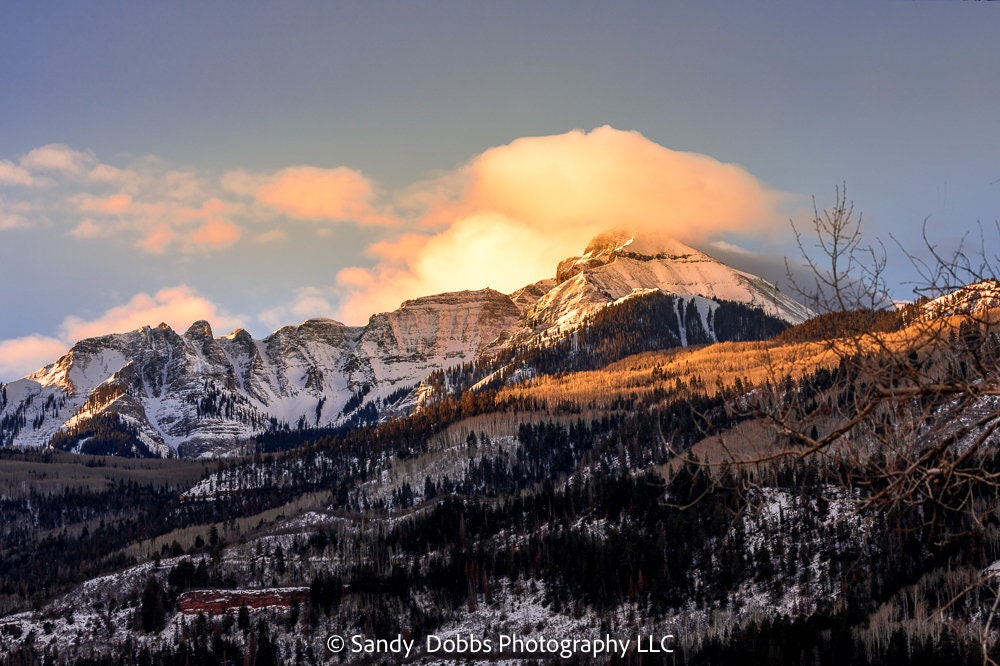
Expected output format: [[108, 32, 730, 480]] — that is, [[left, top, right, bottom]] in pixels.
[[921, 279, 1000, 318]]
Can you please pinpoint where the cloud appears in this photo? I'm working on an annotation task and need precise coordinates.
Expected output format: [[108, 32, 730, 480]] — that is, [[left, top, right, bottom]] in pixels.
[[160, 169, 211, 202], [219, 169, 270, 198], [86, 163, 141, 189], [77, 194, 133, 214], [336, 126, 784, 322], [60, 286, 242, 341], [0, 160, 38, 187], [185, 218, 241, 251], [336, 215, 569, 322], [0, 145, 248, 255], [0, 131, 788, 335], [0, 335, 69, 381], [70, 188, 242, 254], [0, 197, 33, 229], [3, 144, 399, 258], [0, 216, 28, 231], [254, 166, 396, 226], [0, 286, 244, 380], [253, 228, 287, 244], [464, 126, 778, 239], [20, 144, 93, 175], [176, 198, 229, 223], [70, 219, 103, 238], [257, 286, 337, 329], [136, 224, 176, 254]]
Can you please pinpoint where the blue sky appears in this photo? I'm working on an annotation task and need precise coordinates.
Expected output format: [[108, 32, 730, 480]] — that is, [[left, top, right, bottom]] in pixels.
[[0, 2, 997, 379]]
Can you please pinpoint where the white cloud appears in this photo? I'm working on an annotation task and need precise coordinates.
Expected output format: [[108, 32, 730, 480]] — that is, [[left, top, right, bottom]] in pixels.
[[257, 287, 337, 329]]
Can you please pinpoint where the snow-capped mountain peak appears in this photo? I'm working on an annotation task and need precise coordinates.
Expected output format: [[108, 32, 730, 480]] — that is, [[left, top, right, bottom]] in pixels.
[[535, 230, 813, 331]]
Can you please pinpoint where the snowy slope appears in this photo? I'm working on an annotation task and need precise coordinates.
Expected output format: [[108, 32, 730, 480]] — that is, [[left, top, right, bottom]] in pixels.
[[526, 230, 812, 331], [0, 231, 814, 458], [0, 290, 522, 457], [921, 279, 1000, 318]]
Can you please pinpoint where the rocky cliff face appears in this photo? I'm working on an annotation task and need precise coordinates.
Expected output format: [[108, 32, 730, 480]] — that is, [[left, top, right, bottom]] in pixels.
[[0, 290, 523, 457], [0, 232, 813, 457]]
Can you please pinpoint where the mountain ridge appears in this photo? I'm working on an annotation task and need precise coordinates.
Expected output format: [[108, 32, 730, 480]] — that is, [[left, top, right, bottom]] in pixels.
[[0, 231, 811, 457]]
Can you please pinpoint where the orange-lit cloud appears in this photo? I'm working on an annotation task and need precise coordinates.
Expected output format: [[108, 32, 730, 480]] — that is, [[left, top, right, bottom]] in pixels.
[[70, 219, 102, 238], [78, 194, 133, 214], [61, 286, 242, 341], [336, 215, 567, 322], [336, 126, 783, 322], [6, 144, 397, 258], [255, 166, 395, 226], [219, 169, 268, 198], [161, 170, 210, 202], [185, 218, 241, 251], [253, 229, 287, 244], [466, 126, 778, 239], [0, 131, 787, 335], [0, 286, 244, 379], [86, 163, 141, 190], [177, 198, 229, 223], [137, 225, 176, 254], [69, 189, 244, 254], [0, 335, 69, 380], [0, 215, 29, 230]]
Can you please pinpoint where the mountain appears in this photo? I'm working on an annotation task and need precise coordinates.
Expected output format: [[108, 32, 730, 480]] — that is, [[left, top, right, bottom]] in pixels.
[[0, 232, 810, 457], [8, 247, 1000, 665], [528, 230, 812, 332], [921, 279, 1000, 318], [0, 289, 519, 457]]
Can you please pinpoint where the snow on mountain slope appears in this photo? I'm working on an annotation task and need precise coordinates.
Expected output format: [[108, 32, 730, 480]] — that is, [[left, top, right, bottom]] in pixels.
[[509, 279, 558, 314], [527, 230, 812, 331], [921, 279, 1000, 319], [0, 231, 814, 458], [0, 290, 522, 457]]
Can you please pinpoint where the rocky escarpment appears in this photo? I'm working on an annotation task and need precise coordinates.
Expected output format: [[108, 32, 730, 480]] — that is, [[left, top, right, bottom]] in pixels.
[[0, 290, 523, 457]]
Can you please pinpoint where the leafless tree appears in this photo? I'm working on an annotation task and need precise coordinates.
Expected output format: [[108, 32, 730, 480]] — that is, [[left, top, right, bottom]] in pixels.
[[786, 182, 890, 314], [728, 185, 1000, 663]]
